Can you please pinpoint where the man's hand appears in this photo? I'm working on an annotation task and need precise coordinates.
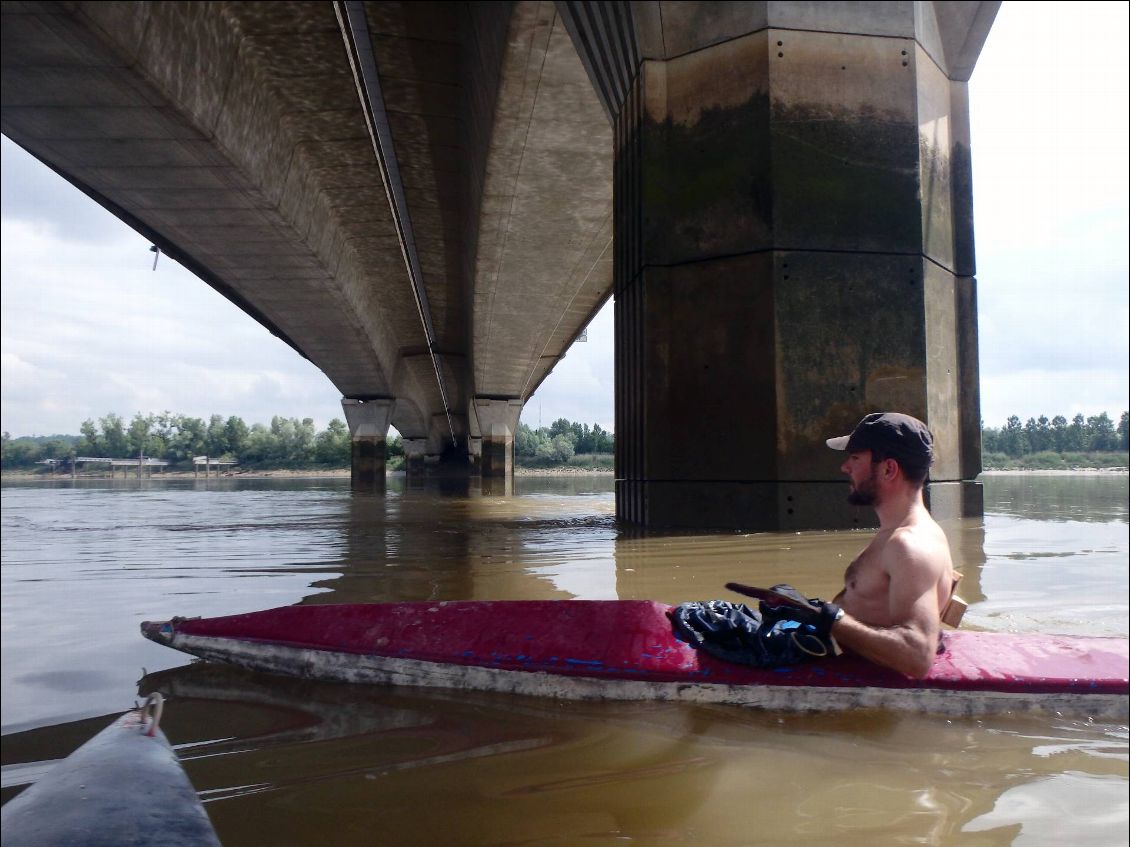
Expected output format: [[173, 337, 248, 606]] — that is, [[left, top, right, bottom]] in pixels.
[[763, 586, 843, 638], [729, 583, 844, 639]]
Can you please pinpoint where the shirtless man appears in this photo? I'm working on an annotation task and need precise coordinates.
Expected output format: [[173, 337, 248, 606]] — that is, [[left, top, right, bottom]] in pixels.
[[822, 412, 957, 678]]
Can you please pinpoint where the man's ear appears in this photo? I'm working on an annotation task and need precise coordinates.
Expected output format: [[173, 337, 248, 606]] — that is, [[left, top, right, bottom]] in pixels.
[[881, 458, 899, 480]]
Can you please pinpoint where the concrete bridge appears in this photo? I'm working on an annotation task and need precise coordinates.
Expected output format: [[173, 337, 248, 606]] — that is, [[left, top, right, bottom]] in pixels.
[[1, 1, 999, 529]]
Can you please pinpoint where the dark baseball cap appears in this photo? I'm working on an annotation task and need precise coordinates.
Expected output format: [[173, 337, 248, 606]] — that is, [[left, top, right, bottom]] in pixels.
[[826, 412, 934, 468]]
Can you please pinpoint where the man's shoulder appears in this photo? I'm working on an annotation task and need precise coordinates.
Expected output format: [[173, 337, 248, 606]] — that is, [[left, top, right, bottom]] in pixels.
[[882, 520, 951, 571]]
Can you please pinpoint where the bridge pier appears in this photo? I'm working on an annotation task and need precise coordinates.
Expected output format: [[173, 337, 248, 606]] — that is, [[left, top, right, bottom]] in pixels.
[[474, 398, 522, 496], [401, 438, 428, 483], [562, 1, 992, 529], [341, 398, 394, 491]]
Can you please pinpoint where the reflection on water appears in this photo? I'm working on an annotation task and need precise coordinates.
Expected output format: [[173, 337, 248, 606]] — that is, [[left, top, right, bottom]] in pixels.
[[982, 473, 1129, 523], [974, 475, 1130, 637], [1, 472, 1127, 845]]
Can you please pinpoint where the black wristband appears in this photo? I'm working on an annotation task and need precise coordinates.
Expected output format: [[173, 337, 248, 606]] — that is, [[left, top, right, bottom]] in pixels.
[[817, 602, 843, 637]]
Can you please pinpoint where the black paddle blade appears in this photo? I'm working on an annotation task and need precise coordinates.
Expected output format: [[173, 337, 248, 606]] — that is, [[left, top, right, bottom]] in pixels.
[[724, 582, 811, 608]]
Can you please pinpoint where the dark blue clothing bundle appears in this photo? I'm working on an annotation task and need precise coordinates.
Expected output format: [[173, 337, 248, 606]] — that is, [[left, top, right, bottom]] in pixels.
[[671, 599, 835, 668]]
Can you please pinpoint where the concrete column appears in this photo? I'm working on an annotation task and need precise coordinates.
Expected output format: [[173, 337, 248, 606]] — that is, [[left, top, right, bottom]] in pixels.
[[473, 398, 522, 495], [341, 398, 395, 490], [562, 1, 996, 530], [401, 438, 428, 481], [468, 437, 482, 474]]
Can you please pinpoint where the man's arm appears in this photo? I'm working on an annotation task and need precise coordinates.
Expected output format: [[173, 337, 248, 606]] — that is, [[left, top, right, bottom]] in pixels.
[[830, 533, 943, 678]]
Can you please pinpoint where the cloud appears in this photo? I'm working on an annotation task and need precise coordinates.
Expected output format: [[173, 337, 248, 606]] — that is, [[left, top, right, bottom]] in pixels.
[[977, 257, 1128, 373], [1, 199, 342, 436], [1, 137, 134, 245], [524, 299, 614, 431], [980, 368, 1129, 428], [969, 1, 1128, 419]]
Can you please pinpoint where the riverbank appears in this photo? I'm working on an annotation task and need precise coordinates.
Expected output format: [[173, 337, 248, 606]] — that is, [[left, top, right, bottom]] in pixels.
[[515, 466, 613, 476], [0, 467, 351, 481], [980, 467, 1127, 475], [2, 465, 617, 481]]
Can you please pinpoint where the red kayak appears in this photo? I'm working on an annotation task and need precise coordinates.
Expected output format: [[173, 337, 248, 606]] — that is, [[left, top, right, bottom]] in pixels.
[[142, 600, 1129, 718]]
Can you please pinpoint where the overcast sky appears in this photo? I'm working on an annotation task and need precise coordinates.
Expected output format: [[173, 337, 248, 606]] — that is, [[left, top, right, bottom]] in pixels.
[[2, 1, 1127, 438]]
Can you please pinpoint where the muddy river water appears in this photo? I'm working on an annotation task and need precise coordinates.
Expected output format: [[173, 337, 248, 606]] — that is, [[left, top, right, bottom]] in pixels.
[[2, 473, 1127, 845]]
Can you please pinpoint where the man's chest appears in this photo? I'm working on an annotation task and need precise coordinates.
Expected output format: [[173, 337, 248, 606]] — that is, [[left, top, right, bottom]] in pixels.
[[843, 547, 889, 594]]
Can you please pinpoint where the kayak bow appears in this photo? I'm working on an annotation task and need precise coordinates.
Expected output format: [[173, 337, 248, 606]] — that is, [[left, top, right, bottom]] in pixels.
[[1, 696, 220, 847]]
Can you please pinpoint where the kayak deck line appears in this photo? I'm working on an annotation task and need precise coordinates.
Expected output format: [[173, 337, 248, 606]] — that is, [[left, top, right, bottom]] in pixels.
[[141, 600, 1129, 719]]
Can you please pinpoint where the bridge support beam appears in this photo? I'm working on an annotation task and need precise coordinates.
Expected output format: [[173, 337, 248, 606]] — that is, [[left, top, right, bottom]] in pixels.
[[562, 1, 994, 529], [402, 438, 428, 481], [474, 398, 522, 495], [341, 398, 395, 490]]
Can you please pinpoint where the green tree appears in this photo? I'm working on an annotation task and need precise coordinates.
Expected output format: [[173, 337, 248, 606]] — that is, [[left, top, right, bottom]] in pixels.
[[169, 415, 207, 463], [1, 432, 37, 469], [980, 422, 1000, 454], [548, 418, 573, 439], [77, 418, 102, 456], [593, 423, 614, 453], [126, 413, 165, 458], [1119, 411, 1129, 451], [1064, 414, 1086, 452], [267, 416, 316, 466], [314, 418, 350, 465], [239, 423, 272, 466], [1049, 415, 1068, 452], [1024, 416, 1052, 453], [1085, 412, 1116, 451], [1000, 416, 1027, 457], [573, 423, 594, 453], [516, 422, 548, 457], [40, 437, 71, 462], [205, 414, 229, 457], [224, 416, 249, 457], [151, 412, 177, 452], [535, 432, 574, 462], [99, 413, 128, 457]]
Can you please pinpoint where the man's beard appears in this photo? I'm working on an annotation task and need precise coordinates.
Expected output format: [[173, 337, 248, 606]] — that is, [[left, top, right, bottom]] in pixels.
[[847, 469, 878, 506]]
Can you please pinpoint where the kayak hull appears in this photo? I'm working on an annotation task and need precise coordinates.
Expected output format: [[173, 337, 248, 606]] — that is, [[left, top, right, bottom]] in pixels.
[[142, 600, 1129, 718], [0, 705, 220, 847]]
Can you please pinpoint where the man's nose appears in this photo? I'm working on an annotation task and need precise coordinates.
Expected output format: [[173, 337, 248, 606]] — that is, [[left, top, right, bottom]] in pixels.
[[840, 459, 850, 474]]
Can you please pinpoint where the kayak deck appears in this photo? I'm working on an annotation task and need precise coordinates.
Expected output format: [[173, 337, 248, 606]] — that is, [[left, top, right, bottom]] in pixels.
[[142, 600, 1129, 717], [0, 700, 220, 847]]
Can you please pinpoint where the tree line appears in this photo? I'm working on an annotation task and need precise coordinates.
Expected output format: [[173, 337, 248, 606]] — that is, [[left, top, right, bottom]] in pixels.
[[0, 412, 616, 471], [4, 410, 1126, 472], [981, 412, 1128, 457], [0, 412, 369, 470], [515, 419, 614, 465]]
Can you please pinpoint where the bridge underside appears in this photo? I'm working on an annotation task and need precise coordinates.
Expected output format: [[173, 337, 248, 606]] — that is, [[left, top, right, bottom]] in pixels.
[[2, 1, 997, 528], [1, 0, 612, 466]]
